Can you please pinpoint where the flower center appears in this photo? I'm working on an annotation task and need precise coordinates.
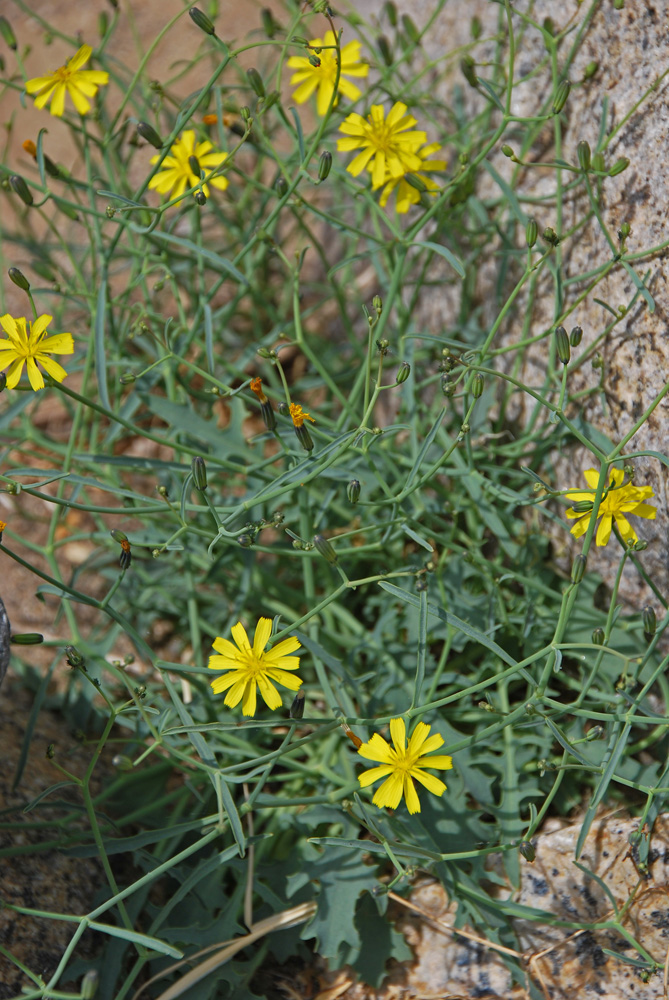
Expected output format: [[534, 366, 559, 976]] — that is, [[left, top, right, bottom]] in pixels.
[[55, 67, 73, 83]]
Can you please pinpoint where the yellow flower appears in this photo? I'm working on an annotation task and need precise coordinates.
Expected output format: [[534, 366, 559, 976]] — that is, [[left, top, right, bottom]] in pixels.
[[289, 403, 315, 427], [378, 142, 447, 213], [0, 314, 74, 391], [149, 130, 228, 201], [25, 45, 109, 117], [208, 617, 302, 717], [288, 31, 369, 117], [338, 102, 426, 190], [358, 718, 452, 814], [565, 467, 656, 546]]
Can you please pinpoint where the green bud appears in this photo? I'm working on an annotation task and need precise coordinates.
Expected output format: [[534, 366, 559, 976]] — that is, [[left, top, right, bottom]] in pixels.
[[461, 55, 478, 88], [110, 529, 128, 544], [619, 221, 631, 239], [194, 190, 207, 206], [237, 534, 253, 548], [555, 325, 570, 365], [260, 89, 279, 112], [577, 140, 591, 171], [239, 105, 252, 122], [441, 374, 456, 397], [191, 456, 208, 491], [10, 175, 33, 206], [396, 361, 411, 384], [586, 725, 604, 741], [613, 0, 624, 8], [119, 371, 136, 384], [633, 539, 648, 551], [137, 122, 163, 149], [188, 7, 216, 35], [571, 554, 586, 583], [8, 267, 30, 291], [592, 627, 605, 646], [313, 534, 337, 564], [65, 645, 86, 668], [0, 16, 17, 50], [643, 605, 656, 640], [0, 373, 6, 393], [10, 632, 44, 645], [384, 1, 397, 26], [519, 841, 535, 863], [46, 743, 55, 759], [401, 14, 420, 43], [570, 325, 583, 347], [188, 155, 201, 179], [471, 373, 484, 398], [260, 399, 276, 432], [552, 79, 571, 115], [543, 16, 555, 35], [275, 175, 288, 198], [571, 499, 594, 513], [525, 217, 538, 247], [584, 60, 598, 80], [98, 12, 108, 37], [81, 968, 99, 998], [247, 67, 265, 98], [261, 8, 277, 36], [404, 173, 428, 193], [591, 152, 606, 173], [377, 35, 393, 66], [542, 226, 559, 246], [294, 423, 314, 451], [308, 54, 321, 68], [501, 144, 514, 158], [291, 35, 309, 46], [290, 688, 305, 719], [373, 295, 382, 315], [609, 157, 629, 177], [318, 150, 332, 181], [471, 15, 482, 39], [347, 479, 361, 504]]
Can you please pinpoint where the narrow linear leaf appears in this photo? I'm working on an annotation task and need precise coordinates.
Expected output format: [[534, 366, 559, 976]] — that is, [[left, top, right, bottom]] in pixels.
[[411, 240, 465, 278]]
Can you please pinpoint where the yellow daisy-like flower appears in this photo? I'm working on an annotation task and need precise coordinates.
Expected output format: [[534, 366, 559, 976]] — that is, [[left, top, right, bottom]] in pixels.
[[565, 467, 656, 546], [25, 45, 109, 117], [378, 141, 447, 213], [149, 130, 228, 201], [338, 102, 426, 190], [0, 314, 74, 391], [208, 617, 302, 717], [289, 403, 315, 427], [288, 31, 369, 118], [358, 718, 453, 815]]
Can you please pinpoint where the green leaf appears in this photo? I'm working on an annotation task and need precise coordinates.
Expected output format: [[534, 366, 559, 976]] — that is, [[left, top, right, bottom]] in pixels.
[[411, 240, 465, 278]]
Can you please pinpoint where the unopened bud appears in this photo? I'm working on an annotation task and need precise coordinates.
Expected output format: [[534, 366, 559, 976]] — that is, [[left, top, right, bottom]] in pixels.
[[110, 529, 128, 544], [46, 743, 55, 759], [555, 325, 570, 365], [519, 841, 535, 863], [65, 645, 86, 668], [112, 754, 133, 771], [261, 8, 279, 37], [8, 267, 30, 291], [501, 144, 514, 158], [592, 627, 605, 646], [191, 456, 207, 491], [634, 539, 648, 551], [347, 479, 360, 504], [137, 121, 163, 149], [275, 176, 288, 197], [318, 150, 332, 181], [377, 35, 393, 65], [609, 157, 629, 177], [460, 55, 477, 87], [525, 217, 537, 247], [119, 371, 136, 384], [396, 361, 411, 384], [552, 79, 571, 114], [373, 295, 382, 315], [401, 14, 420, 43], [571, 500, 594, 513], [189, 7, 216, 35], [591, 152, 605, 172], [308, 54, 321, 68], [570, 325, 583, 347], [294, 423, 313, 451], [542, 227, 559, 246], [194, 190, 207, 206], [577, 140, 591, 171], [290, 688, 305, 719], [246, 67, 265, 98], [472, 373, 484, 398], [0, 16, 17, 50], [643, 605, 656, 641], [291, 35, 309, 46], [586, 725, 604, 741], [10, 632, 44, 645], [384, 1, 397, 26], [237, 534, 253, 548], [239, 105, 252, 122], [571, 554, 586, 583], [404, 173, 428, 192], [584, 60, 598, 79], [313, 534, 337, 564], [10, 175, 33, 206], [81, 967, 99, 997], [618, 221, 631, 240]]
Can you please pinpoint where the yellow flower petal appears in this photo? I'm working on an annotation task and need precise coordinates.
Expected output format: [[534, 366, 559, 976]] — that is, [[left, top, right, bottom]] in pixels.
[[209, 617, 302, 716]]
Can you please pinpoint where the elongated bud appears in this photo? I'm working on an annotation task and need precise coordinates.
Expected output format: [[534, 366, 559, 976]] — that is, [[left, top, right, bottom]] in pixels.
[[81, 970, 99, 999], [609, 157, 629, 177], [401, 14, 420, 43], [460, 55, 477, 87], [396, 361, 411, 384], [119, 371, 136, 384], [577, 140, 591, 171], [191, 456, 208, 491], [501, 144, 514, 158], [519, 841, 535, 863], [570, 325, 583, 347], [8, 267, 30, 291], [10, 175, 33, 206], [318, 150, 332, 181], [261, 8, 279, 37], [0, 16, 17, 49], [618, 221, 631, 240], [65, 645, 86, 668], [347, 479, 360, 504], [110, 529, 128, 544], [584, 60, 598, 79], [555, 325, 570, 365], [373, 295, 382, 315], [313, 534, 337, 564], [294, 423, 314, 451], [643, 605, 656, 641], [571, 499, 594, 513], [404, 173, 428, 193], [525, 217, 537, 247], [260, 399, 276, 431], [137, 122, 163, 149], [10, 632, 44, 645], [591, 152, 605, 172], [472, 373, 484, 398], [384, 0, 397, 26], [189, 7, 216, 35], [291, 35, 309, 46], [22, 140, 60, 177], [592, 627, 605, 646], [290, 688, 305, 719], [247, 67, 265, 98], [377, 35, 393, 65], [275, 176, 288, 197], [542, 226, 559, 246], [571, 554, 586, 583], [552, 79, 571, 114]]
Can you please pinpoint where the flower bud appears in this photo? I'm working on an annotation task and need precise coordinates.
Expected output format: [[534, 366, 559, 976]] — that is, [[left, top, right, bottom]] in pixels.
[[552, 79, 571, 114], [571, 499, 593, 513], [401, 14, 420, 43], [347, 479, 360, 504], [525, 217, 537, 247], [643, 605, 656, 641], [46, 743, 55, 759], [555, 325, 570, 365], [404, 173, 428, 192], [290, 688, 305, 719], [570, 325, 583, 347], [377, 35, 393, 65], [294, 423, 313, 451], [609, 157, 629, 176], [584, 60, 598, 79], [618, 221, 631, 239], [291, 36, 309, 46], [237, 534, 253, 548], [10, 175, 33, 206], [112, 754, 133, 771], [396, 361, 411, 384], [110, 529, 128, 544], [592, 627, 605, 646], [308, 54, 321, 68], [577, 140, 591, 171], [542, 227, 559, 246], [384, 1, 397, 26], [191, 456, 207, 491], [65, 645, 86, 668], [571, 554, 586, 583], [119, 371, 136, 384], [586, 725, 604, 741], [239, 105, 252, 122], [441, 374, 456, 397], [318, 150, 332, 181], [591, 152, 605, 172], [460, 55, 477, 87], [373, 295, 382, 315], [261, 8, 279, 37], [633, 539, 648, 551], [519, 841, 535, 863], [501, 144, 514, 158], [81, 970, 99, 1000], [10, 632, 44, 645], [0, 16, 17, 50], [136, 122, 163, 149], [189, 7, 216, 35], [313, 534, 337, 564], [260, 399, 276, 431], [8, 267, 30, 291], [472, 373, 484, 398], [246, 67, 265, 98], [195, 190, 207, 206]]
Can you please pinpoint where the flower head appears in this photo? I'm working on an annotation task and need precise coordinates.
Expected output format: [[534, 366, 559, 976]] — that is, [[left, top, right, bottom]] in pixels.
[[358, 718, 452, 814], [0, 314, 74, 391], [208, 617, 302, 717], [378, 142, 446, 213], [289, 403, 315, 427], [338, 102, 426, 190], [25, 45, 109, 117], [288, 31, 369, 117], [149, 130, 228, 201], [250, 376, 268, 403], [565, 467, 656, 546]]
